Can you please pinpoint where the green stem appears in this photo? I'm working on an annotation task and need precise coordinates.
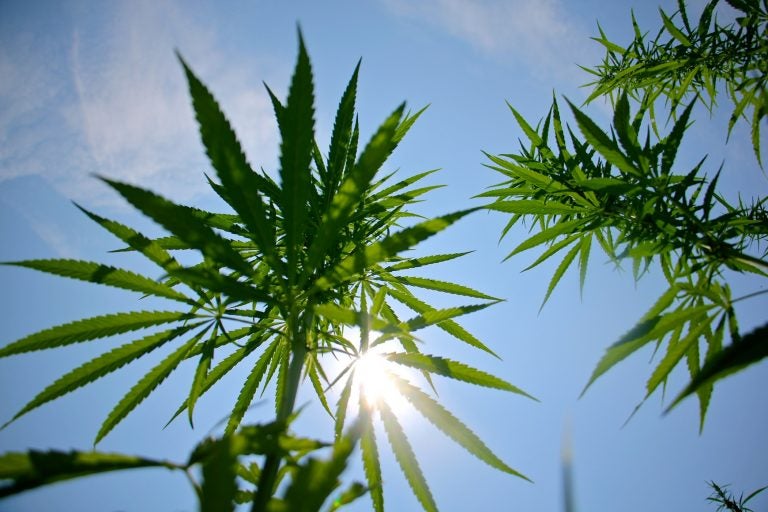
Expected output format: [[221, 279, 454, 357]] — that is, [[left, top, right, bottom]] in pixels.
[[251, 307, 312, 512]]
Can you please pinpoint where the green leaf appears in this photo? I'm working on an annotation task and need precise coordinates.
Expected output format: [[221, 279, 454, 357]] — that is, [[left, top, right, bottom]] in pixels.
[[386, 286, 498, 357], [4, 323, 202, 429], [379, 400, 438, 512], [506, 218, 588, 260], [567, 99, 641, 177], [76, 205, 181, 273], [200, 436, 239, 512], [385, 353, 536, 400], [582, 302, 713, 396], [660, 8, 691, 46], [387, 275, 500, 301], [315, 208, 480, 291], [95, 328, 206, 444], [384, 252, 470, 272], [308, 355, 334, 419], [645, 319, 710, 397], [0, 449, 179, 498], [306, 104, 406, 278], [486, 200, 585, 215], [178, 56, 277, 265], [325, 61, 360, 206], [334, 371, 355, 441], [187, 330, 216, 427], [99, 178, 254, 276], [540, 241, 581, 309], [4, 259, 192, 304], [668, 322, 768, 411], [279, 32, 316, 285], [0, 311, 191, 357], [225, 338, 281, 435], [359, 401, 383, 512], [389, 373, 530, 481]]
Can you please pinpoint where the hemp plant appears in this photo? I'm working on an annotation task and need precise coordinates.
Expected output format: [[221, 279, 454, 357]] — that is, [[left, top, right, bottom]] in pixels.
[[0, 33, 532, 511], [481, 0, 768, 429]]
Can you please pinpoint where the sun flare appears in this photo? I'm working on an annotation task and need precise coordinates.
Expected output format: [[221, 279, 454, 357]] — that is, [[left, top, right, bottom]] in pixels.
[[351, 349, 411, 415]]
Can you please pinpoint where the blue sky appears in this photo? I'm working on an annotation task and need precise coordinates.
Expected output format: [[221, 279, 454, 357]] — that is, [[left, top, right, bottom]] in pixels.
[[1, 1, 767, 511]]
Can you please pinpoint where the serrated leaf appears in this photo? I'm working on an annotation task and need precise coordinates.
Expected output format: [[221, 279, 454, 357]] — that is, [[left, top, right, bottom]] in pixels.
[[379, 400, 438, 512], [386, 286, 498, 357], [99, 178, 254, 276], [390, 373, 530, 481], [567, 99, 641, 177], [95, 328, 206, 444], [384, 252, 470, 272], [200, 436, 239, 512], [306, 104, 406, 279], [385, 353, 536, 400], [76, 205, 182, 273], [308, 355, 333, 419], [279, 33, 315, 286], [325, 61, 360, 207], [225, 338, 281, 435], [179, 56, 277, 265], [582, 302, 713, 396], [188, 330, 216, 427], [486, 200, 584, 215], [359, 399, 383, 512], [4, 259, 192, 304], [645, 318, 710, 397], [540, 240, 581, 310], [506, 218, 588, 260], [4, 323, 202, 429], [388, 275, 500, 301], [0, 449, 179, 498], [315, 208, 479, 291], [668, 322, 768, 411], [334, 371, 355, 440], [0, 311, 191, 358]]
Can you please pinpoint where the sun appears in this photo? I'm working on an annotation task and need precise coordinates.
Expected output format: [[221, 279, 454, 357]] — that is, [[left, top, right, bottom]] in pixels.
[[351, 345, 412, 415]]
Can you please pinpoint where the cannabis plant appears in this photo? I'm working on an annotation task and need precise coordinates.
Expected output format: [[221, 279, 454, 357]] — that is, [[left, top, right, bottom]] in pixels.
[[586, 0, 768, 163], [0, 34, 532, 511], [481, 0, 768, 428]]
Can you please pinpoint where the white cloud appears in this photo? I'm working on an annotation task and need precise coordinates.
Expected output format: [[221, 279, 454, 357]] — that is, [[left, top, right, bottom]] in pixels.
[[383, 0, 598, 84], [0, 0, 281, 208]]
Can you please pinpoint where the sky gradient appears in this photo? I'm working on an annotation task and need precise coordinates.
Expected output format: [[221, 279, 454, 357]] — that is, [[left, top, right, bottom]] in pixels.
[[1, 1, 767, 511]]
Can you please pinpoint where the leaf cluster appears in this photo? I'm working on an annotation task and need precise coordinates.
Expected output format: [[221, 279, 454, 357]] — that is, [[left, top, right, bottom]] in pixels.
[[586, 0, 768, 162], [0, 32, 530, 511], [481, 90, 768, 427]]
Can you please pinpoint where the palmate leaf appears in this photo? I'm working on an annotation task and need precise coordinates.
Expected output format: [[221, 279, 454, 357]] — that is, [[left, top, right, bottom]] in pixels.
[[95, 327, 208, 444], [668, 322, 768, 411], [3, 323, 204, 429], [385, 352, 536, 400], [389, 373, 530, 481], [99, 178, 254, 277], [0, 310, 192, 357], [378, 399, 438, 512], [314, 208, 480, 291], [0, 449, 180, 498], [179, 56, 277, 268], [3, 259, 192, 304], [506, 218, 590, 260]]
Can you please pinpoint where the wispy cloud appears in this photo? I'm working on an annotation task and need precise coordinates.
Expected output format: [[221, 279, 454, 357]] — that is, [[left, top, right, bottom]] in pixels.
[[383, 0, 598, 84], [1, 0, 281, 208]]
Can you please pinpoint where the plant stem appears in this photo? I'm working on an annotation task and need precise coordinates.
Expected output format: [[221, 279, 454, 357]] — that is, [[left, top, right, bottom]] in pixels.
[[251, 307, 311, 511]]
